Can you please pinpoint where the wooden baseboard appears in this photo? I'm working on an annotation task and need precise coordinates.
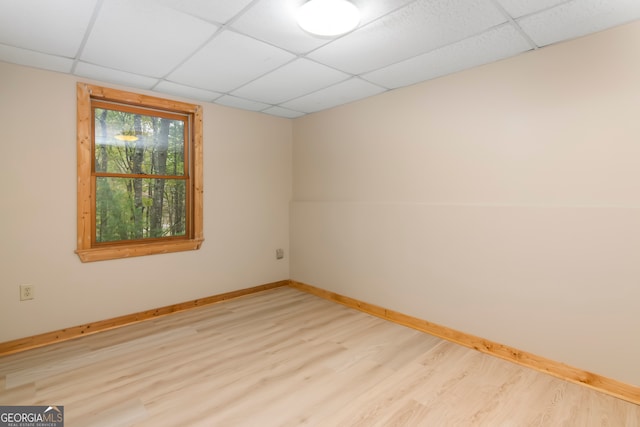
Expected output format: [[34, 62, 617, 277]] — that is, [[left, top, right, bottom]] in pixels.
[[0, 280, 289, 357], [288, 280, 640, 406], [3, 278, 637, 405]]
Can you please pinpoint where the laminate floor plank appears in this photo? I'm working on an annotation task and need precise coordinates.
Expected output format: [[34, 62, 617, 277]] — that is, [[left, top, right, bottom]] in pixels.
[[1, 286, 638, 426]]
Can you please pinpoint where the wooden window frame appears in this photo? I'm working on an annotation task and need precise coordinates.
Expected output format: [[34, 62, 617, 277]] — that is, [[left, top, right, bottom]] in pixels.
[[76, 83, 203, 262]]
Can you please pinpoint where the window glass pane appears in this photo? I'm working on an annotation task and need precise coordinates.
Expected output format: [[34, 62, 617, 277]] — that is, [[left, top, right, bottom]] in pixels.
[[94, 107, 185, 176], [95, 177, 187, 243]]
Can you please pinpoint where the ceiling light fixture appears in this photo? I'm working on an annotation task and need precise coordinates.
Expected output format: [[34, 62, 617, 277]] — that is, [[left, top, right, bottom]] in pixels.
[[297, 0, 361, 37]]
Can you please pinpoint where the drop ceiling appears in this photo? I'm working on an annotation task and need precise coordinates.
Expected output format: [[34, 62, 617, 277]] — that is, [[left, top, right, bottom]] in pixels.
[[1, 0, 639, 118]]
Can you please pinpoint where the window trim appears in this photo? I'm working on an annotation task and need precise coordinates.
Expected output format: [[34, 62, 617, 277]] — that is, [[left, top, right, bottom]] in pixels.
[[76, 83, 204, 262]]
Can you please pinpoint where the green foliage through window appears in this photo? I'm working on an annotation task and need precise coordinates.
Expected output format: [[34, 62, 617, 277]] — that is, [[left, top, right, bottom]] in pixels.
[[93, 103, 189, 243]]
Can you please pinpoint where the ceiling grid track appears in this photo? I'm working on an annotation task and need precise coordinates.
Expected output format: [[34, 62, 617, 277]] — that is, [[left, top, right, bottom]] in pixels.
[[1, 0, 638, 117]]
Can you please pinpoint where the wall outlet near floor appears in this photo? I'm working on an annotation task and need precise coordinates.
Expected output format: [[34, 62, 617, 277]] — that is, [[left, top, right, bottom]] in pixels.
[[20, 284, 34, 301], [276, 248, 284, 260]]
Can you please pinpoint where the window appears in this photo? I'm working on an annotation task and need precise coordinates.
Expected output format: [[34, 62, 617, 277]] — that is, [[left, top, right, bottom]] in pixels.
[[76, 83, 203, 262]]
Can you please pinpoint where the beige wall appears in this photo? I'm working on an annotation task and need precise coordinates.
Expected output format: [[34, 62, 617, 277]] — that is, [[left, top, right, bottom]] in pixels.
[[291, 21, 640, 387], [0, 61, 292, 342]]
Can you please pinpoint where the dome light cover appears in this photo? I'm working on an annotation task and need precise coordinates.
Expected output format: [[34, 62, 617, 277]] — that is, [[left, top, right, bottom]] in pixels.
[[297, 0, 361, 37]]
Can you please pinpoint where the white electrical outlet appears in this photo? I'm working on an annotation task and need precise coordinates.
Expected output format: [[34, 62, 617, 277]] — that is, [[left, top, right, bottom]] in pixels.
[[20, 284, 34, 301]]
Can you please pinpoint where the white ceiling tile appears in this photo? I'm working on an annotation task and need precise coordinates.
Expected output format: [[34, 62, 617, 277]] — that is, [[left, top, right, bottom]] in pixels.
[[496, 0, 570, 18], [80, 0, 218, 77], [352, 0, 423, 23], [262, 106, 306, 119], [0, 44, 74, 73], [155, 0, 255, 24], [154, 81, 221, 102], [231, 0, 416, 54], [281, 78, 386, 113], [168, 30, 296, 93], [74, 62, 160, 90], [230, 0, 326, 54], [0, 0, 97, 57], [308, 0, 507, 74], [517, 0, 640, 47], [215, 95, 272, 112], [231, 59, 350, 104], [364, 24, 532, 89]]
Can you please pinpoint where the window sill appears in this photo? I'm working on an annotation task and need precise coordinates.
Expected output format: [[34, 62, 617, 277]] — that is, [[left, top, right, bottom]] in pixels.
[[76, 239, 204, 262]]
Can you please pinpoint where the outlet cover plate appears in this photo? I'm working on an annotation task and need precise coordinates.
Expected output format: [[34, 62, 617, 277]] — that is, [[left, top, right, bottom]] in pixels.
[[20, 284, 34, 301]]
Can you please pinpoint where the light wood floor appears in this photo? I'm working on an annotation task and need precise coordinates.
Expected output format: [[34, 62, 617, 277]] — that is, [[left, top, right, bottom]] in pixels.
[[1, 287, 638, 426]]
